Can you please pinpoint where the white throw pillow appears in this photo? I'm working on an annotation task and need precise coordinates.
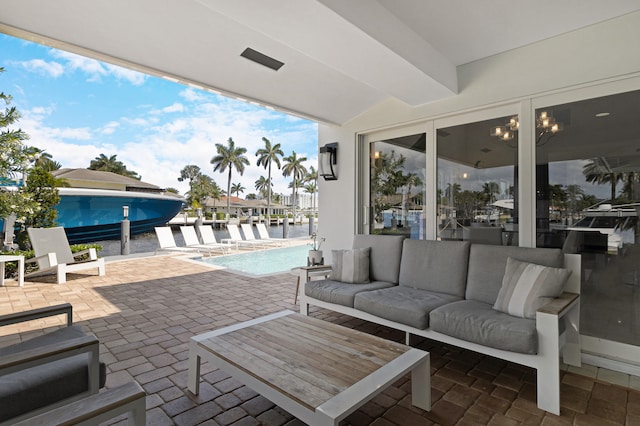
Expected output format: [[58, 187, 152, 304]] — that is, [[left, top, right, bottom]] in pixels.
[[330, 248, 371, 284], [493, 257, 571, 319]]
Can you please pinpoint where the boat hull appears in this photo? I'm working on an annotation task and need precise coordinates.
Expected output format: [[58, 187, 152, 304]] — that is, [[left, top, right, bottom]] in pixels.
[[56, 188, 184, 244]]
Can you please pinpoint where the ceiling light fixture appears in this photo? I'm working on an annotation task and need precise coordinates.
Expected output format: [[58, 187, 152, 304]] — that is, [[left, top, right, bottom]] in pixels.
[[489, 111, 563, 147]]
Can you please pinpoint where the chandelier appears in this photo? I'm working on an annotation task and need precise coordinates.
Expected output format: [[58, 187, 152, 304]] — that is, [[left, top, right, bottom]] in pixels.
[[490, 111, 563, 146]]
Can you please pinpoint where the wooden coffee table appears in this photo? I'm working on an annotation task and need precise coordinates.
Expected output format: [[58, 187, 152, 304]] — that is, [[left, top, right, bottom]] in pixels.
[[188, 310, 430, 425]]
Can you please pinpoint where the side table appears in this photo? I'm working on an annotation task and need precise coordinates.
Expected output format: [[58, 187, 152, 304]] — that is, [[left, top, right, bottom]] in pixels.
[[0, 254, 25, 287], [291, 265, 332, 304]]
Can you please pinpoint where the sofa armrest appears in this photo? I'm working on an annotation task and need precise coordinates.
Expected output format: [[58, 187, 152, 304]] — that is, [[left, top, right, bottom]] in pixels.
[[537, 292, 579, 316], [0, 334, 99, 376], [12, 381, 146, 426], [0, 303, 73, 327]]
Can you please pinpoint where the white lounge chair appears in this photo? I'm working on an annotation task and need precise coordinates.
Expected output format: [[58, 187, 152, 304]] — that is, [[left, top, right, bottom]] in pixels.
[[25, 227, 106, 284], [223, 224, 264, 250], [198, 225, 232, 249], [154, 227, 200, 255], [240, 224, 280, 247], [256, 223, 289, 246], [180, 226, 229, 255]]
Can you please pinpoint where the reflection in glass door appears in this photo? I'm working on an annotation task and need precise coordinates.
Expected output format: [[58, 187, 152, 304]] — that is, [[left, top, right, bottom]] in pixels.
[[437, 116, 519, 245], [535, 90, 640, 349], [369, 133, 426, 239]]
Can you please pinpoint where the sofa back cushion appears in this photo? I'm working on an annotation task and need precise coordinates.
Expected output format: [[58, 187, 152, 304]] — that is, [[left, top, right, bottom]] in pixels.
[[399, 240, 470, 297], [353, 234, 405, 284], [466, 244, 564, 304]]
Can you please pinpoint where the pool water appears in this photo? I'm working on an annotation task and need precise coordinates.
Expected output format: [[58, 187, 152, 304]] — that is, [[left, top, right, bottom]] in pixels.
[[198, 244, 311, 275]]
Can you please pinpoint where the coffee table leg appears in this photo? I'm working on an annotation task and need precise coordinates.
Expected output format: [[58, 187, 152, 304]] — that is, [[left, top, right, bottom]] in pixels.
[[411, 353, 431, 411], [188, 340, 201, 395]]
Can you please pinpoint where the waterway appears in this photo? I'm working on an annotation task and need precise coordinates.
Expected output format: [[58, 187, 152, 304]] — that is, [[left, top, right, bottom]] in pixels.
[[96, 223, 314, 257]]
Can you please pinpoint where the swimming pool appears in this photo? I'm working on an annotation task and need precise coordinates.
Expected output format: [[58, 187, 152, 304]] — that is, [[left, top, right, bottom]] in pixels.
[[198, 244, 311, 276]]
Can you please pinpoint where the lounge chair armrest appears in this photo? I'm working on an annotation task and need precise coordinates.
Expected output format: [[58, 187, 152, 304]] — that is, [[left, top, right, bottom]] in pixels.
[[537, 292, 580, 317], [72, 247, 98, 261], [0, 303, 73, 327], [25, 252, 58, 269], [0, 334, 99, 375], [13, 381, 146, 426]]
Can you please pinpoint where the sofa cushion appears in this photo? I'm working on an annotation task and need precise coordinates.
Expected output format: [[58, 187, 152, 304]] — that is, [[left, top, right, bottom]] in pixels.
[[352, 234, 405, 284], [0, 325, 107, 422], [330, 247, 370, 284], [466, 244, 564, 305], [399, 240, 470, 297], [354, 286, 461, 329], [493, 257, 571, 319], [305, 279, 396, 307], [430, 300, 538, 354]]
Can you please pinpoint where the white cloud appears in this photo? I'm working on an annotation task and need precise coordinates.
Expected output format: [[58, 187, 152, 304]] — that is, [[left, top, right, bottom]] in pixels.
[[100, 121, 120, 135], [159, 103, 184, 114], [179, 88, 207, 102], [104, 64, 146, 86], [19, 59, 64, 78], [49, 50, 147, 85]]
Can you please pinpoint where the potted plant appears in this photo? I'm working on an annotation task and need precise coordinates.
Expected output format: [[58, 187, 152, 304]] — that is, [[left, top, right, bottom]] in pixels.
[[308, 232, 325, 265]]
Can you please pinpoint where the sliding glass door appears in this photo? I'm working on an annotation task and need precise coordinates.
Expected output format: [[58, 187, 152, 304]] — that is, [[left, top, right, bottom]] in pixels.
[[437, 115, 519, 245], [534, 90, 640, 349]]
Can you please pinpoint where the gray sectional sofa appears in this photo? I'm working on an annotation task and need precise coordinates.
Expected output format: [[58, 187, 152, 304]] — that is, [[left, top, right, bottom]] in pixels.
[[299, 234, 582, 415]]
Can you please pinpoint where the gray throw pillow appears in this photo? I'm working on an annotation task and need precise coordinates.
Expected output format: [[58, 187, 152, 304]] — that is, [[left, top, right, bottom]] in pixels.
[[330, 248, 371, 284], [493, 257, 571, 319]]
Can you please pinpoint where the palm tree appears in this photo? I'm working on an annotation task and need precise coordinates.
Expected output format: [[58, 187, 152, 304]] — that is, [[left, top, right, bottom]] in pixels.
[[89, 153, 140, 180], [481, 181, 500, 205], [282, 151, 307, 219], [582, 159, 623, 203], [305, 166, 318, 215], [211, 137, 250, 215], [304, 182, 317, 213], [255, 137, 284, 221], [231, 182, 245, 198], [178, 165, 202, 206], [254, 176, 271, 199]]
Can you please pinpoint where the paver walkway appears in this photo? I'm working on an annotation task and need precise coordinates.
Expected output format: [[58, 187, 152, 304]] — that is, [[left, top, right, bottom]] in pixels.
[[1, 254, 639, 425]]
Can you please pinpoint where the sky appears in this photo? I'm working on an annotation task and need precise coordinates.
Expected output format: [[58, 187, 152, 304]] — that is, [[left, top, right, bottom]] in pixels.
[[0, 33, 318, 196]]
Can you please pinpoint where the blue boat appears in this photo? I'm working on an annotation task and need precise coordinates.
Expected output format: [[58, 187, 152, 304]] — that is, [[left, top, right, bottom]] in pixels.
[[56, 187, 184, 244], [1, 169, 185, 245]]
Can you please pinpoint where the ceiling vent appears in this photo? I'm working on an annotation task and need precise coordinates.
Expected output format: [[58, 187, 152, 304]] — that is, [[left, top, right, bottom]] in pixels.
[[240, 48, 284, 71]]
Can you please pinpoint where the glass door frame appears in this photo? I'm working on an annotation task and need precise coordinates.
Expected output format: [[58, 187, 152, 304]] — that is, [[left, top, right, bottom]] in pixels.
[[530, 76, 640, 368]]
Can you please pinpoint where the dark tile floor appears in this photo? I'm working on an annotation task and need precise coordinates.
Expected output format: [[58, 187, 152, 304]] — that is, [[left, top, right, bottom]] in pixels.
[[1, 254, 639, 425]]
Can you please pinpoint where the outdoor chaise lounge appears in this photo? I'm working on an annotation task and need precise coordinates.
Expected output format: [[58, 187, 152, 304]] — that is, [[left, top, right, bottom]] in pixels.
[[198, 225, 234, 250], [180, 226, 230, 255], [154, 227, 200, 254], [223, 224, 264, 250], [26, 227, 106, 284], [256, 223, 289, 246], [241, 223, 280, 247]]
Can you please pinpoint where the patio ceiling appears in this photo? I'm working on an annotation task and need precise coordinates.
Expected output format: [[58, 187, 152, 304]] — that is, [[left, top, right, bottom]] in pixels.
[[2, 1, 640, 125]]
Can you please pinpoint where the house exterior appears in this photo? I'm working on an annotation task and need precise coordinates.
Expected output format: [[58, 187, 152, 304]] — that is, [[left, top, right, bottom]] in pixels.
[[318, 13, 640, 370]]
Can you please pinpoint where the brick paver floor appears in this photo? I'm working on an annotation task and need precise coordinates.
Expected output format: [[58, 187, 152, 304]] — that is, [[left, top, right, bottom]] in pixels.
[[1, 254, 639, 425]]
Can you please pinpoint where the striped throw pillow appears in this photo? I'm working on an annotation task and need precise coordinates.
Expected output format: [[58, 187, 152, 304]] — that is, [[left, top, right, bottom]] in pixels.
[[493, 257, 571, 319], [330, 247, 371, 284]]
